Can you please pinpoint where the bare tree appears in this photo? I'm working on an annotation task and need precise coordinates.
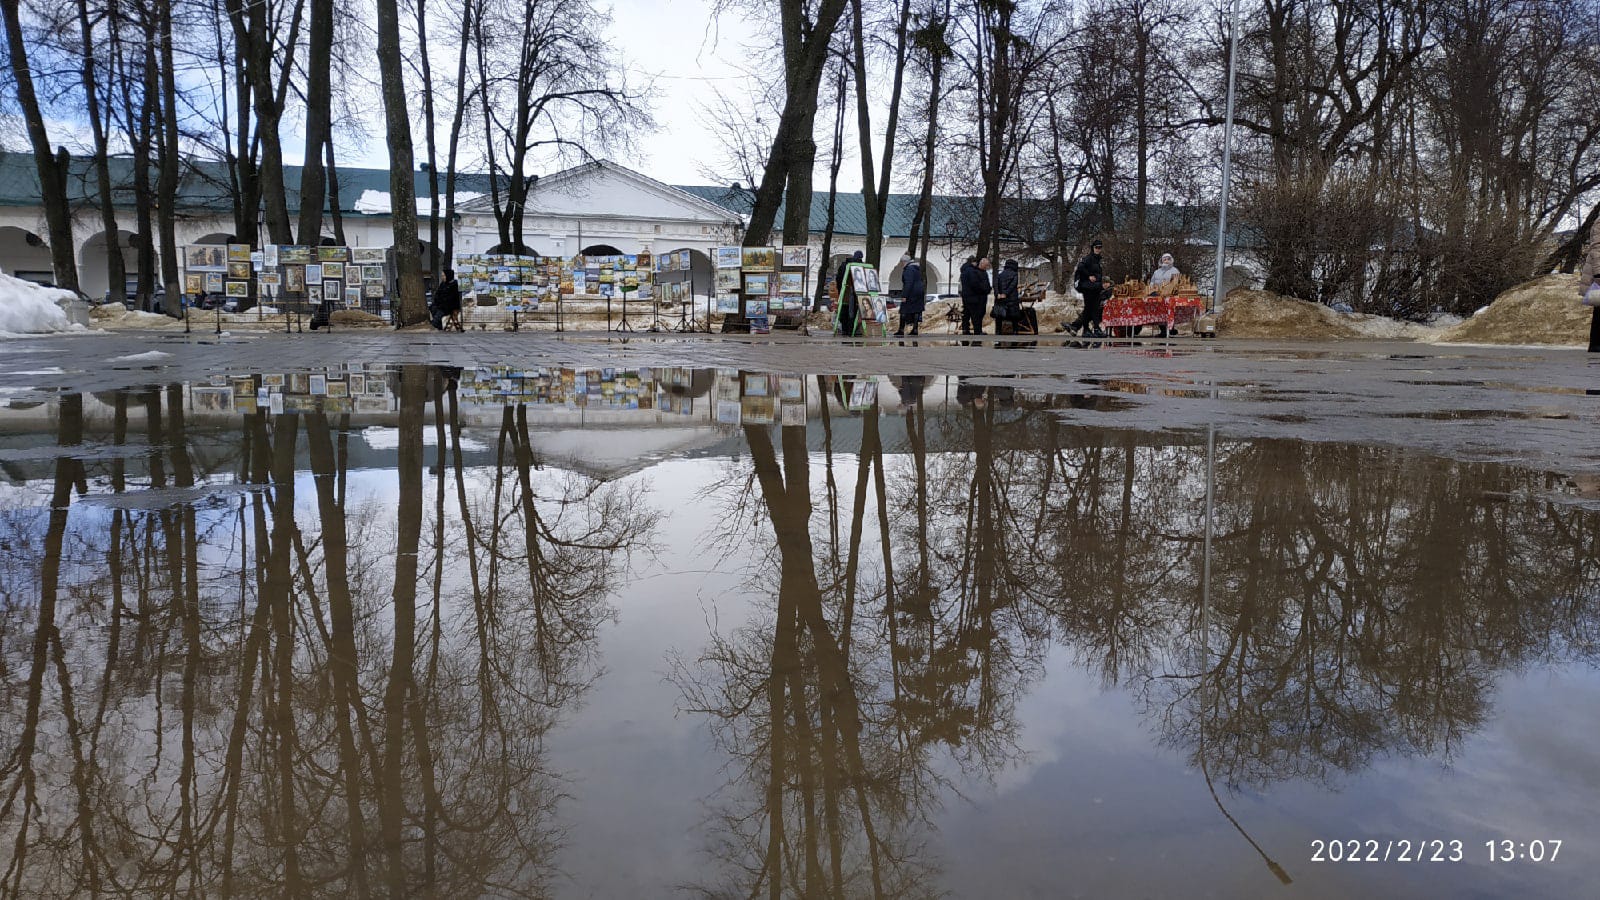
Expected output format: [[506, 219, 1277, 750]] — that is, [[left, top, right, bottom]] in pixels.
[[1, 0, 81, 289]]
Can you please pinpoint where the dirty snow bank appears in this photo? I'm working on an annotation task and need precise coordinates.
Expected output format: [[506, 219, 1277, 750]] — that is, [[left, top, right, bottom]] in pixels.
[[1219, 289, 1450, 341], [0, 272, 85, 335], [1437, 274, 1592, 346]]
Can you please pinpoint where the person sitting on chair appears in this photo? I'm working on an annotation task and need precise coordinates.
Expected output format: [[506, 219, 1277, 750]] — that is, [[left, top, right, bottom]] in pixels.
[[431, 268, 463, 331]]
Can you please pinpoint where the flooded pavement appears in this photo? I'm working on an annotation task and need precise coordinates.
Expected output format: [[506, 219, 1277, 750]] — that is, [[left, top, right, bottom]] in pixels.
[[0, 363, 1597, 898]]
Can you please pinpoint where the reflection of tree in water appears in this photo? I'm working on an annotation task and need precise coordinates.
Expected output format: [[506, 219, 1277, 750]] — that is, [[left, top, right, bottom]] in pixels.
[[0, 368, 656, 896], [678, 382, 1035, 899], [1151, 440, 1600, 790], [679, 379, 1600, 894]]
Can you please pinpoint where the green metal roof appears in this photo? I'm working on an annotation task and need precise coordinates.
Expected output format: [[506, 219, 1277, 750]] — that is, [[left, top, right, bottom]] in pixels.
[[0, 150, 495, 218], [673, 183, 1236, 245], [0, 150, 1251, 246]]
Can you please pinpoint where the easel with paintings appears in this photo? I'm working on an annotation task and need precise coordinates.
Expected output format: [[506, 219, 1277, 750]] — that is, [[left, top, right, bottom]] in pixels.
[[834, 262, 890, 338]]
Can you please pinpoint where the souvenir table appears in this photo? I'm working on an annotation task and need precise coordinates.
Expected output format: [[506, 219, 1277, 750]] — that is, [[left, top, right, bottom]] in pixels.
[[1102, 294, 1207, 334]]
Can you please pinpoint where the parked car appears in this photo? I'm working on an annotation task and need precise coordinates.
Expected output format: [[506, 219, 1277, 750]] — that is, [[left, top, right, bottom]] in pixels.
[[104, 282, 167, 313]]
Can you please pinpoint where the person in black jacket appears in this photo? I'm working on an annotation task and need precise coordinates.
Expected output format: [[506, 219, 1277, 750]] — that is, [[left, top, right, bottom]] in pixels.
[[430, 268, 463, 330], [895, 255, 926, 336], [958, 256, 992, 334], [1066, 240, 1106, 337], [992, 259, 1037, 334]]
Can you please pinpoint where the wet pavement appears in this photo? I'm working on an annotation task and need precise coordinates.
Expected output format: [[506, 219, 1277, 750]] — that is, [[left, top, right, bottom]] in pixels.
[[0, 335, 1598, 898]]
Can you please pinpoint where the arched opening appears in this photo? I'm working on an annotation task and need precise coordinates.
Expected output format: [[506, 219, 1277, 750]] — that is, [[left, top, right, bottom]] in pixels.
[[319, 235, 339, 246], [192, 232, 234, 245], [886, 257, 941, 298], [665, 247, 714, 300], [79, 229, 142, 301], [1220, 264, 1256, 300], [486, 241, 536, 255], [580, 243, 625, 257], [0, 226, 54, 284]]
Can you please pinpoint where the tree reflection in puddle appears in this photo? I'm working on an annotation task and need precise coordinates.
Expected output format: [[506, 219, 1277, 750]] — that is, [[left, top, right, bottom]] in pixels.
[[1, 365, 1597, 897]]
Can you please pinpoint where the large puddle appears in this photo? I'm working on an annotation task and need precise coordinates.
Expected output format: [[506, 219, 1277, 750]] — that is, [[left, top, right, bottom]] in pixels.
[[1, 364, 1596, 898]]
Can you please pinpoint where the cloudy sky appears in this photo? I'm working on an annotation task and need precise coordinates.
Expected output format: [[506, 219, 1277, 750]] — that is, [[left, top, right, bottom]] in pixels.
[[323, 0, 790, 190]]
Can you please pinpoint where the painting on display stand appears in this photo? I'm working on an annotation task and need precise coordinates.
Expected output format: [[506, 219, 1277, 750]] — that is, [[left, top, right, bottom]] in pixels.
[[715, 269, 739, 291], [741, 247, 776, 272], [279, 246, 312, 264], [227, 244, 252, 263], [204, 272, 224, 293], [317, 246, 349, 263], [284, 266, 304, 292], [227, 261, 251, 279], [715, 247, 741, 269], [351, 247, 386, 264], [344, 288, 362, 307], [225, 281, 249, 298], [743, 274, 770, 296], [323, 280, 342, 299], [183, 274, 203, 295], [321, 262, 345, 280], [781, 246, 810, 268], [715, 295, 740, 314], [184, 245, 226, 272], [778, 272, 804, 294]]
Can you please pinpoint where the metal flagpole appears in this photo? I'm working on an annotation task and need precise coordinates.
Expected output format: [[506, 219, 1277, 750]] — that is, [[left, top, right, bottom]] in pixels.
[[1210, 0, 1242, 314]]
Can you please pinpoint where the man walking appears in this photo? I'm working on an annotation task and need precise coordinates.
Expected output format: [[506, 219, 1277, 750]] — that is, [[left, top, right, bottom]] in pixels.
[[896, 254, 926, 336], [1067, 240, 1107, 337], [959, 256, 992, 335]]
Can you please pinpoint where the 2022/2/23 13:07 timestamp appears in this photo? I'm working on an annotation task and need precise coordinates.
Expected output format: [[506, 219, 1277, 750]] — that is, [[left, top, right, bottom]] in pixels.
[[1309, 839, 1563, 862]]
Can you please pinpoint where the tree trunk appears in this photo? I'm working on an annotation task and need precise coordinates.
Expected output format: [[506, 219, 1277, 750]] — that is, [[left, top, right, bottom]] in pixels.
[[326, 140, 346, 245], [77, 0, 123, 299], [296, 0, 335, 245], [225, 0, 295, 243], [374, 0, 427, 324], [157, 0, 182, 316], [415, 0, 441, 283], [2, 0, 81, 290], [743, 0, 850, 247], [443, 0, 475, 263]]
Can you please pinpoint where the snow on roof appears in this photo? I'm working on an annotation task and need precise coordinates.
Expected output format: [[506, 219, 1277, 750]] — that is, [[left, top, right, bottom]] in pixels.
[[353, 189, 484, 216]]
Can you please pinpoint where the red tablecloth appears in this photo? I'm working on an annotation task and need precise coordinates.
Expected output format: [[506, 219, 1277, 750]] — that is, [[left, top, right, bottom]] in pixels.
[[1102, 295, 1207, 328]]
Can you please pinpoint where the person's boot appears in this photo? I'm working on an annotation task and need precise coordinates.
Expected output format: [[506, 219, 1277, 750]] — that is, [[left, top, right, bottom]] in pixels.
[[909, 325, 919, 335]]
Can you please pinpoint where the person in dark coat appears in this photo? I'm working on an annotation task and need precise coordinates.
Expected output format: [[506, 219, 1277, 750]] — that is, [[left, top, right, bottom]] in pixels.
[[992, 259, 1037, 333], [1067, 240, 1106, 337], [958, 256, 992, 334], [895, 255, 926, 335], [429, 268, 463, 330], [835, 250, 864, 335]]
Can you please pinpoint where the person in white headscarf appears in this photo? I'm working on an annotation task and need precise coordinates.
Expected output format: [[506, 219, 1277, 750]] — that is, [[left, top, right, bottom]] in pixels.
[[1150, 253, 1180, 290]]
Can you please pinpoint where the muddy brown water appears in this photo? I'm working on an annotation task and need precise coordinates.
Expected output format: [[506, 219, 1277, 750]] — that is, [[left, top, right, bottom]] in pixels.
[[0, 364, 1596, 899]]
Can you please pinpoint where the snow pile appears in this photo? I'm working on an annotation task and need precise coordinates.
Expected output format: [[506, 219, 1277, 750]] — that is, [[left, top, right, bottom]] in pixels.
[[90, 303, 179, 328], [330, 309, 386, 326], [0, 272, 83, 335], [1218, 290, 1367, 340], [110, 351, 173, 364], [1217, 289, 1447, 341], [1437, 274, 1593, 346]]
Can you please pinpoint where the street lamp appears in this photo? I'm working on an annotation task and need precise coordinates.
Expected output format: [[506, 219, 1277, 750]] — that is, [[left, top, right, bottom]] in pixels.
[[1210, 0, 1242, 314], [945, 217, 957, 296]]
